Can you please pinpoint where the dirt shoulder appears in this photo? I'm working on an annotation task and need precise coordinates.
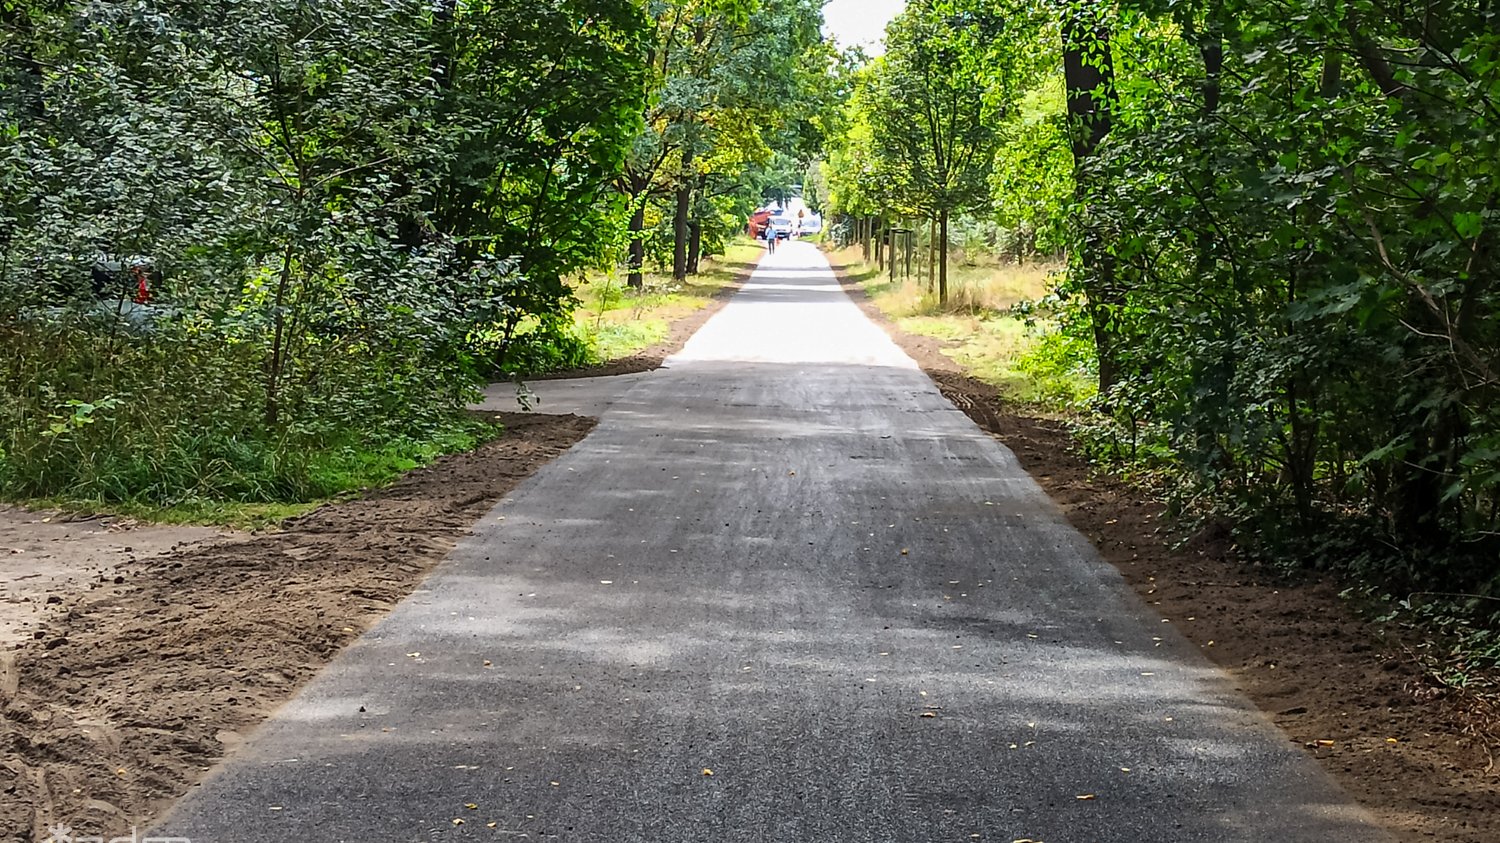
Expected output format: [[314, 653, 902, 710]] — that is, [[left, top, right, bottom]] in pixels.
[[831, 258, 1499, 843], [0, 412, 594, 841], [537, 258, 756, 380], [0, 511, 240, 653]]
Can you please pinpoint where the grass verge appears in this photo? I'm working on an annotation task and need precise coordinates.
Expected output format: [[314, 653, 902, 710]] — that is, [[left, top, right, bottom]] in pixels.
[[573, 239, 762, 363], [3, 416, 500, 530], [826, 245, 1092, 408]]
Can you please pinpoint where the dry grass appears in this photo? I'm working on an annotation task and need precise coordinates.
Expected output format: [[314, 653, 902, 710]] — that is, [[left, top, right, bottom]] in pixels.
[[829, 245, 1059, 318], [829, 244, 1092, 407]]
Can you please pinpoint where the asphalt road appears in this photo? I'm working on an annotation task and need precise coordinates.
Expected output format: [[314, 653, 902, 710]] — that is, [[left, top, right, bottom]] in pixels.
[[157, 242, 1389, 842]]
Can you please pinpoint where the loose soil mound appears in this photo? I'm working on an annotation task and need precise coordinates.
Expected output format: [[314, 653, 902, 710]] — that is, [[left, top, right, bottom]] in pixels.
[[833, 260, 1500, 843], [0, 413, 594, 841], [0, 511, 238, 651]]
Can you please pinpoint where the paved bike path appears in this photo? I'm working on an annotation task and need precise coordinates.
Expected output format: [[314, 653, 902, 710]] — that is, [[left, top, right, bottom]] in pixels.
[[158, 242, 1387, 842]]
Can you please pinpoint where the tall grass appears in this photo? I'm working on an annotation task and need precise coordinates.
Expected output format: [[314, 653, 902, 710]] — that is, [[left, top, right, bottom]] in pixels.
[[0, 318, 489, 520], [829, 245, 1095, 408]]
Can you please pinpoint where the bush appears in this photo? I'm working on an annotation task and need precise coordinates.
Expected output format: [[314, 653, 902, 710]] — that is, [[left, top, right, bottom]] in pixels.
[[0, 308, 490, 508]]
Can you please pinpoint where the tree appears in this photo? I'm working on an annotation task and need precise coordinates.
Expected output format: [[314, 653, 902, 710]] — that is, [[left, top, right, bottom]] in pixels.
[[424, 0, 648, 357], [1059, 1, 1119, 391], [866, 0, 1038, 303], [820, 0, 1500, 616], [616, 0, 838, 287]]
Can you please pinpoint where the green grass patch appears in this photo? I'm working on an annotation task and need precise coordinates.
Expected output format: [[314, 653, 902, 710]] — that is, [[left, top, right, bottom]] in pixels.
[[590, 319, 670, 360], [570, 239, 760, 363], [3, 415, 498, 529]]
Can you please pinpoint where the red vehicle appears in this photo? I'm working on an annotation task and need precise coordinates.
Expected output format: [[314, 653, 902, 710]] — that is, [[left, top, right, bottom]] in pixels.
[[747, 207, 777, 238]]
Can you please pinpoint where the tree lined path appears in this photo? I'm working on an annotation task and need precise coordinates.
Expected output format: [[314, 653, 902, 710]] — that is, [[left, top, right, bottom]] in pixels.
[[157, 242, 1386, 841]]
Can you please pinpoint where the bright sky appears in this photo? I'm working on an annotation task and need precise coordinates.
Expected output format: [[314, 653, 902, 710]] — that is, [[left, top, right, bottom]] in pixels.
[[822, 0, 905, 56]]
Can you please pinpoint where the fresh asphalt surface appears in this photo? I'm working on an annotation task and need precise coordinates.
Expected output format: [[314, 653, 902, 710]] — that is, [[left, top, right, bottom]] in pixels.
[[158, 242, 1389, 842]]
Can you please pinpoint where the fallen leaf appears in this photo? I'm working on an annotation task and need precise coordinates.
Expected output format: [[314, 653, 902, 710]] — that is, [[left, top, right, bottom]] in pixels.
[[465, 803, 478, 810], [702, 768, 714, 776], [920, 712, 937, 719], [452, 818, 465, 826], [1076, 794, 1096, 801], [1315, 740, 1336, 747], [1386, 737, 1399, 744]]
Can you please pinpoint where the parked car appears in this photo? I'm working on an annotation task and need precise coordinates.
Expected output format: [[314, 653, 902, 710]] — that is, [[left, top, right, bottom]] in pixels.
[[16, 252, 169, 332], [91, 254, 155, 304], [768, 215, 795, 240], [798, 214, 824, 235]]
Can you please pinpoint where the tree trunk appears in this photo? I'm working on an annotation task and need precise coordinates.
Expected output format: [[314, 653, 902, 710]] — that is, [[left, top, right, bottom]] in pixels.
[[672, 186, 691, 282], [939, 209, 949, 305], [1199, 32, 1223, 114], [627, 196, 646, 289], [266, 241, 296, 429], [928, 217, 937, 292], [1062, 1, 1120, 392], [882, 222, 894, 277], [687, 218, 702, 275], [1063, 5, 1115, 156]]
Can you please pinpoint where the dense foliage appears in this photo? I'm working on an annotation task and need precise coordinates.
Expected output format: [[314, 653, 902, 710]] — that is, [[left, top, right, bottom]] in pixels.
[[826, 0, 1500, 623], [1078, 0, 1500, 614], [0, 0, 829, 510], [618, 0, 841, 287]]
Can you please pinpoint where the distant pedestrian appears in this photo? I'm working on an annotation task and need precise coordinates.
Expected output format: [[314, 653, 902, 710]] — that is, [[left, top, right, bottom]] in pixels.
[[762, 219, 777, 253]]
